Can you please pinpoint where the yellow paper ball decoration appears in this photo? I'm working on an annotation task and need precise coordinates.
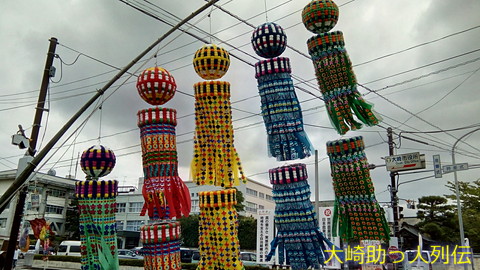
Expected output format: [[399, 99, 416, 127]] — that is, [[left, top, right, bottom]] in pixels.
[[193, 44, 230, 80]]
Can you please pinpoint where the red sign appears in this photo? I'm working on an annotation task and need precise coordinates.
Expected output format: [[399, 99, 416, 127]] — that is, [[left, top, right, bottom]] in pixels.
[[387, 246, 401, 261], [324, 209, 332, 217]]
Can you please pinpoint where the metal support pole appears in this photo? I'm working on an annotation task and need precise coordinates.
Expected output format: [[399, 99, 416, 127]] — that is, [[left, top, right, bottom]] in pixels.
[[3, 37, 57, 270], [387, 127, 399, 238], [452, 127, 480, 270], [315, 150, 320, 227]]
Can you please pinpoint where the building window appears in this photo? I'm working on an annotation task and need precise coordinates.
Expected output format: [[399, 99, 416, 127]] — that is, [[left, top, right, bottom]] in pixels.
[[259, 192, 265, 199], [45, 204, 63, 215], [258, 205, 265, 209], [49, 189, 66, 198], [129, 202, 143, 213], [266, 195, 273, 201], [246, 188, 258, 197], [246, 201, 257, 213], [0, 218, 7, 228], [117, 203, 126, 213], [116, 221, 125, 230], [126, 220, 143, 231]]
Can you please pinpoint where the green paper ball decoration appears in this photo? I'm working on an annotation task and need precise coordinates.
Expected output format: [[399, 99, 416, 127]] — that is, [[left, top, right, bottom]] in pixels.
[[302, 0, 339, 34]]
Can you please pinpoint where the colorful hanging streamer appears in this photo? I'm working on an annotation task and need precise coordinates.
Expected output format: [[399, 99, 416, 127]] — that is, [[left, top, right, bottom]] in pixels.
[[251, 22, 314, 161], [138, 107, 191, 220], [76, 180, 119, 270], [140, 222, 182, 270], [326, 136, 390, 242], [267, 163, 337, 270], [191, 81, 246, 187], [302, 0, 381, 135], [197, 189, 244, 270], [255, 56, 314, 161]]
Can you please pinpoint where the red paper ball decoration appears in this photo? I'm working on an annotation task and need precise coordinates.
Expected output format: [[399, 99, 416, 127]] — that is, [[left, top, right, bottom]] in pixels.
[[136, 67, 177, 105], [302, 0, 339, 34], [251, 22, 287, 58], [193, 44, 230, 80], [80, 145, 116, 180]]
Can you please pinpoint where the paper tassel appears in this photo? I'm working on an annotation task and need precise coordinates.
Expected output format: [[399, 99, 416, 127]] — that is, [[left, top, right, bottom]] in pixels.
[[255, 57, 314, 161], [197, 189, 244, 270], [138, 107, 191, 220], [76, 180, 119, 270], [326, 136, 390, 242], [140, 222, 182, 270], [267, 164, 337, 270], [303, 0, 381, 135], [191, 81, 246, 187]]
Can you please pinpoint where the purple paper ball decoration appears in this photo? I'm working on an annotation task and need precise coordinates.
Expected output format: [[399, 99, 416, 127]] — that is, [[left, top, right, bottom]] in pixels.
[[80, 145, 116, 179], [251, 22, 287, 58]]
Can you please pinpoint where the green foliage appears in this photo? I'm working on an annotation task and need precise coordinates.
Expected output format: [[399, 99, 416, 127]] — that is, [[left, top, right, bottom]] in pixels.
[[416, 195, 457, 242], [238, 215, 257, 250], [235, 188, 245, 213], [445, 180, 480, 251], [179, 214, 200, 248], [64, 197, 80, 240]]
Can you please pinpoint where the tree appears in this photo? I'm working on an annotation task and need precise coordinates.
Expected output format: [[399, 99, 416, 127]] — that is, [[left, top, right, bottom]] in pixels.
[[416, 195, 457, 242], [64, 197, 80, 240], [234, 188, 245, 213], [179, 214, 199, 248], [445, 180, 480, 252], [238, 216, 256, 250]]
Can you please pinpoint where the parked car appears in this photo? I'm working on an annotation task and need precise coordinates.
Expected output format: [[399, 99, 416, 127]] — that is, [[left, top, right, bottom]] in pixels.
[[180, 248, 195, 263], [118, 249, 143, 260], [57, 240, 81, 257], [192, 250, 200, 264], [240, 252, 258, 266], [403, 250, 432, 270]]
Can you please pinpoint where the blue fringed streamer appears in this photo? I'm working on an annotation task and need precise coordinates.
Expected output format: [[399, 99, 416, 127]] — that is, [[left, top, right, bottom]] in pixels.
[[256, 58, 314, 161], [267, 164, 340, 270]]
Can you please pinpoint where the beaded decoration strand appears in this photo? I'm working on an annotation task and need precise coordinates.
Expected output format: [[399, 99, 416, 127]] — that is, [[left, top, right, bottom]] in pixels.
[[77, 145, 119, 270], [326, 136, 390, 242], [251, 22, 314, 161], [302, 0, 381, 135], [267, 163, 339, 270]]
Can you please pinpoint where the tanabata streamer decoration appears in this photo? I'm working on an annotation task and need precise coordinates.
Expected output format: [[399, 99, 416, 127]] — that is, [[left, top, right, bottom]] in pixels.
[[76, 145, 119, 270], [326, 136, 390, 242], [197, 189, 244, 270], [266, 163, 337, 270], [191, 44, 245, 270], [29, 218, 54, 259], [137, 107, 191, 220], [252, 22, 314, 161], [302, 0, 381, 135], [141, 222, 182, 270], [136, 66, 190, 270], [191, 44, 246, 187]]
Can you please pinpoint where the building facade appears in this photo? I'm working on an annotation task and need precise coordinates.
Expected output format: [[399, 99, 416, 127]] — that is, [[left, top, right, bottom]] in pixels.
[[0, 169, 76, 247]]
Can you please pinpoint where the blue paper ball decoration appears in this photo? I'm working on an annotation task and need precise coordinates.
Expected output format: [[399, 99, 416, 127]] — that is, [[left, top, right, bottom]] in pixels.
[[251, 22, 287, 58], [80, 145, 116, 179]]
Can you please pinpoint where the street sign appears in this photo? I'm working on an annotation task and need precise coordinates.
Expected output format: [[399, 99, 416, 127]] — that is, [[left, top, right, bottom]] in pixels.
[[443, 163, 468, 173], [385, 152, 426, 172], [433, 155, 442, 178], [387, 246, 401, 261]]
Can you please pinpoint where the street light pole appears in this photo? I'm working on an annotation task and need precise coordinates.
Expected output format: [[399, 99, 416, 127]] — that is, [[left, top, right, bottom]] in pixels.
[[452, 127, 480, 270]]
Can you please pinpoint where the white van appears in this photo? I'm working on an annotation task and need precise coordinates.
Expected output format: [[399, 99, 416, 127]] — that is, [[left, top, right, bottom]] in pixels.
[[403, 250, 432, 270], [57, 240, 81, 257]]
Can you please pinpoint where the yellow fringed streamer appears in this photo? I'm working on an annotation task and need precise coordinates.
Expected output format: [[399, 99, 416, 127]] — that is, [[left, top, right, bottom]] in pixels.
[[191, 81, 246, 188]]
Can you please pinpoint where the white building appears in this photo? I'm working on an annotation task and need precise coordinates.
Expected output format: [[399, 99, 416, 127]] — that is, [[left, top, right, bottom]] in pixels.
[[0, 169, 76, 246]]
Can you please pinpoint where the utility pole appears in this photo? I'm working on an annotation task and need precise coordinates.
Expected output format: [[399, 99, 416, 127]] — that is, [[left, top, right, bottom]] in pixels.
[[387, 127, 399, 238], [4, 37, 57, 270]]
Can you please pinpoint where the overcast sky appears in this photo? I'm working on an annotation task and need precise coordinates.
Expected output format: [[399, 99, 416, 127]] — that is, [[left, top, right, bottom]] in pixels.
[[1, 0, 480, 209]]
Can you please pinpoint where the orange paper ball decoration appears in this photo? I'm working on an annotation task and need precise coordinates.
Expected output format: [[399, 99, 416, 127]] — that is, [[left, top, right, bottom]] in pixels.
[[136, 67, 177, 105], [193, 44, 230, 80]]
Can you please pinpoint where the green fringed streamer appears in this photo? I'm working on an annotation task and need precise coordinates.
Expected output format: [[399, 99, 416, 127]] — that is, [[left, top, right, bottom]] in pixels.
[[327, 137, 390, 242]]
